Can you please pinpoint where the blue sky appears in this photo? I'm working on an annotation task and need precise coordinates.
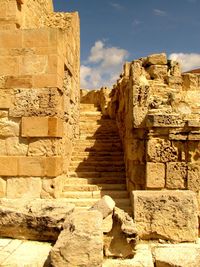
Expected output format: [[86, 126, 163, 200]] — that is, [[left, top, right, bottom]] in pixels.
[[53, 0, 200, 88]]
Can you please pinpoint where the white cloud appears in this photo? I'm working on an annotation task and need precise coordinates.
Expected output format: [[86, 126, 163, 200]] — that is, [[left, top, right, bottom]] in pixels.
[[81, 40, 129, 89], [153, 9, 167, 16], [169, 53, 200, 71], [110, 2, 124, 10]]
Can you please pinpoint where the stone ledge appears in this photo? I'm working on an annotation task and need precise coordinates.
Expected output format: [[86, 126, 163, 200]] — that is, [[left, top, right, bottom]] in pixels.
[[21, 117, 63, 138], [0, 156, 63, 177]]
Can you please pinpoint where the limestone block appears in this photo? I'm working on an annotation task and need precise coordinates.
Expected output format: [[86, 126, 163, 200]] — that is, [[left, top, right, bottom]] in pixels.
[[18, 157, 45, 177], [0, 117, 20, 137], [0, 178, 6, 197], [0, 30, 22, 48], [147, 65, 168, 80], [90, 195, 115, 219], [0, 157, 18, 176], [126, 139, 145, 163], [20, 55, 48, 75], [0, 56, 19, 76], [146, 53, 167, 65], [188, 163, 200, 192], [146, 114, 185, 128], [0, 89, 12, 108], [102, 214, 113, 233], [0, 199, 75, 241], [5, 75, 33, 88], [41, 176, 64, 199], [23, 29, 49, 48], [182, 73, 198, 91], [146, 162, 165, 189], [51, 210, 103, 267], [154, 243, 200, 267], [132, 190, 199, 242], [45, 156, 63, 177], [21, 117, 63, 137], [147, 138, 178, 162], [9, 88, 63, 117], [166, 162, 187, 189], [28, 138, 62, 156], [6, 137, 28, 156], [7, 177, 42, 198]]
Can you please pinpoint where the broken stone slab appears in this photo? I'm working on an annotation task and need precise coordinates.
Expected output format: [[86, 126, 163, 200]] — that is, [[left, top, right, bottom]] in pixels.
[[146, 114, 185, 128], [131, 190, 199, 242], [0, 198, 75, 241], [154, 242, 200, 267], [51, 210, 103, 267], [89, 195, 115, 219], [104, 207, 137, 259]]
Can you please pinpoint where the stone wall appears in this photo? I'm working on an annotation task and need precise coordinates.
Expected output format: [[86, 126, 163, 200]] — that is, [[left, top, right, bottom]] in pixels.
[[107, 53, 200, 196], [0, 0, 80, 198]]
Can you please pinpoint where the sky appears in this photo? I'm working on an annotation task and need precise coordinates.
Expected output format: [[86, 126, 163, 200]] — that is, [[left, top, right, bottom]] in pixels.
[[53, 0, 200, 89]]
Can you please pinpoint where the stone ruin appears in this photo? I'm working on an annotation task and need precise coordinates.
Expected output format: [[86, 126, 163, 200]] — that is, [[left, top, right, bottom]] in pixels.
[[0, 1, 200, 267]]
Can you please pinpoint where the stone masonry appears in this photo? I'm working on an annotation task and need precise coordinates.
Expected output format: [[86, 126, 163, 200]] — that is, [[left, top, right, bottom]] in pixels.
[[0, 0, 80, 198]]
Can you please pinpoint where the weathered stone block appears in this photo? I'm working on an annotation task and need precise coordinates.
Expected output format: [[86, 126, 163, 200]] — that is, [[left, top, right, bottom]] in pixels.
[[0, 30, 22, 48], [154, 243, 200, 267], [0, 199, 74, 241], [146, 114, 185, 128], [146, 53, 167, 65], [0, 177, 6, 197], [132, 190, 198, 242], [147, 65, 168, 80], [7, 177, 42, 198], [182, 73, 198, 91], [23, 29, 49, 48], [188, 163, 200, 192], [20, 55, 48, 75], [45, 156, 63, 177], [51, 210, 103, 267], [146, 162, 165, 189], [0, 117, 20, 137], [28, 138, 61, 157], [6, 137, 28, 156], [166, 162, 187, 189], [21, 117, 63, 137], [18, 157, 45, 177], [147, 138, 178, 162]]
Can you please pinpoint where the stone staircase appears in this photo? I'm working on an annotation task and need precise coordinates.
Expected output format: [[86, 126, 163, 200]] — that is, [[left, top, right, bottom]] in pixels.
[[62, 103, 132, 214]]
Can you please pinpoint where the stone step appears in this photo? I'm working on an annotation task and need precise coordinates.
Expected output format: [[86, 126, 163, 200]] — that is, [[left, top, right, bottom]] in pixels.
[[70, 161, 124, 167], [80, 104, 100, 110], [63, 182, 127, 190], [80, 111, 102, 116], [75, 206, 133, 216], [69, 165, 125, 172], [79, 135, 121, 140], [72, 151, 124, 157], [64, 177, 126, 185], [60, 197, 131, 208], [62, 190, 129, 199], [71, 155, 124, 161], [80, 119, 116, 125], [73, 145, 122, 152], [69, 171, 125, 178], [76, 139, 121, 144]]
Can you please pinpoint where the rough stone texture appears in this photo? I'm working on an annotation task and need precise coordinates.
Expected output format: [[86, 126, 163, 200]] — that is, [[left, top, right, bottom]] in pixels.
[[0, 199, 75, 241], [166, 162, 187, 189], [132, 190, 199, 242], [104, 207, 137, 259], [103, 244, 154, 267], [146, 162, 165, 189], [51, 210, 103, 267], [154, 242, 200, 267], [90, 195, 115, 219]]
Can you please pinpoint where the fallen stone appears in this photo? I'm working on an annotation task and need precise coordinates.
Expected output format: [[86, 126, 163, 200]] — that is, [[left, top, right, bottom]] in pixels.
[[90, 195, 115, 219], [0, 198, 75, 241], [51, 210, 103, 267], [132, 190, 198, 242], [154, 242, 200, 267], [104, 207, 137, 259]]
